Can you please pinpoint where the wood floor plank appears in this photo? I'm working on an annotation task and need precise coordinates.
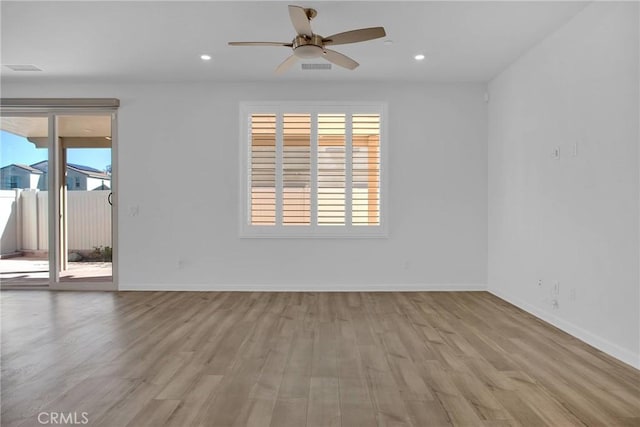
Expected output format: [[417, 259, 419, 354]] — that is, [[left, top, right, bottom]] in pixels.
[[492, 389, 548, 426], [404, 399, 452, 427], [307, 377, 340, 427], [163, 374, 223, 427], [338, 377, 376, 426], [269, 397, 308, 427], [1, 291, 639, 427], [232, 398, 276, 427], [365, 370, 414, 426], [448, 371, 513, 422], [91, 380, 164, 427], [125, 398, 180, 427], [502, 370, 585, 426]]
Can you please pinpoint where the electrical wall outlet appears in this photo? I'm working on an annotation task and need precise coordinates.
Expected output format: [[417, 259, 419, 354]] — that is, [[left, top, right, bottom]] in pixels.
[[552, 147, 560, 159], [569, 288, 576, 301]]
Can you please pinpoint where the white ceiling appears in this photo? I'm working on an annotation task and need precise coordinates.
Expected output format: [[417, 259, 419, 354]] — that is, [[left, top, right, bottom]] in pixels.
[[0, 1, 588, 83]]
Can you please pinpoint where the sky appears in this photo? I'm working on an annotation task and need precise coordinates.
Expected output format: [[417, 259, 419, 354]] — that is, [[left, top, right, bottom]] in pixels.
[[0, 130, 111, 171]]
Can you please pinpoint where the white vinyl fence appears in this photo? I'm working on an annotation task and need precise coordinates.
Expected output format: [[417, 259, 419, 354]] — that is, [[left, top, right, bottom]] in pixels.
[[0, 189, 111, 255], [0, 190, 20, 254]]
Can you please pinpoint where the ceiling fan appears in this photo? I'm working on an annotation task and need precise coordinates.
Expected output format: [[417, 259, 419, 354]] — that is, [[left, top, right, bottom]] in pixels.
[[228, 5, 386, 74]]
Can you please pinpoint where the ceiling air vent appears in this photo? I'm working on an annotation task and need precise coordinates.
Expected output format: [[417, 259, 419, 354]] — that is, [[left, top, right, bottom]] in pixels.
[[4, 64, 43, 72], [301, 63, 331, 71]]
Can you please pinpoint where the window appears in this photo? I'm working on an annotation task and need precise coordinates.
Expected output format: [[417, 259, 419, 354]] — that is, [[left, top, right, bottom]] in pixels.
[[240, 102, 386, 237], [9, 176, 18, 189]]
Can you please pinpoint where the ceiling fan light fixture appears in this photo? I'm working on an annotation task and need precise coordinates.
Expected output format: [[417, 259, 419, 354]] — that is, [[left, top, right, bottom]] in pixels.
[[414, 54, 426, 61], [293, 34, 324, 58], [294, 44, 323, 59]]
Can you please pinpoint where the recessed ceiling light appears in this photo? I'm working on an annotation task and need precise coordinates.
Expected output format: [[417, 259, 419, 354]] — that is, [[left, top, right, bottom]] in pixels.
[[414, 54, 425, 61], [200, 54, 212, 61], [383, 40, 393, 46]]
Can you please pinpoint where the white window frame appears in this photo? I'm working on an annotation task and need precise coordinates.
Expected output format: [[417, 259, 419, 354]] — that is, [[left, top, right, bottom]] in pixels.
[[239, 101, 388, 238]]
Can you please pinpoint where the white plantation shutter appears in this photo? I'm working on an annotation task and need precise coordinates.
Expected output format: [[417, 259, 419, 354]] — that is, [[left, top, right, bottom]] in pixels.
[[243, 103, 386, 237]]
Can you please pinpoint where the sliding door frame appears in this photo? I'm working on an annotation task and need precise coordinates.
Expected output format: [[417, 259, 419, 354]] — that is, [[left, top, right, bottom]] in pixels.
[[1, 99, 119, 291]]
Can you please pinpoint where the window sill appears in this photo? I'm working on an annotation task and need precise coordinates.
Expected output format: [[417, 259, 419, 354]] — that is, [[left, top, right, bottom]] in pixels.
[[239, 225, 388, 239]]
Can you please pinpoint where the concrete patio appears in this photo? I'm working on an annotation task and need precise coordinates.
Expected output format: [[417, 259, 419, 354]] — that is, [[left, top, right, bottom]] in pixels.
[[0, 256, 112, 287]]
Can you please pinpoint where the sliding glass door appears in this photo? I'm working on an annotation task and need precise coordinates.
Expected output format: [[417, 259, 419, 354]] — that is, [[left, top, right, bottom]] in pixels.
[[0, 103, 117, 289], [0, 115, 51, 287], [57, 114, 113, 283]]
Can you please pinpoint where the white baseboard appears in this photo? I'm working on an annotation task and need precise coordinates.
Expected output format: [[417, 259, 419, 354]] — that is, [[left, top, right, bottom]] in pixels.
[[119, 283, 487, 292], [489, 288, 640, 370]]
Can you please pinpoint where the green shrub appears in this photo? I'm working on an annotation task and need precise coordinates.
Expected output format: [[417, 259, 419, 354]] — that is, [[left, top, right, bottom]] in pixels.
[[92, 246, 113, 262]]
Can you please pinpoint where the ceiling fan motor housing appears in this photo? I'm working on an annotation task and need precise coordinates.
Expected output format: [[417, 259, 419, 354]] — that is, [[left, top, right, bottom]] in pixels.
[[293, 34, 325, 58]]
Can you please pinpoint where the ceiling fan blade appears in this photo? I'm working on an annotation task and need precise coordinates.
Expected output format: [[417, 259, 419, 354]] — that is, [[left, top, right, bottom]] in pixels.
[[323, 49, 359, 70], [275, 54, 298, 75], [323, 27, 386, 46], [228, 42, 293, 47], [288, 5, 313, 37]]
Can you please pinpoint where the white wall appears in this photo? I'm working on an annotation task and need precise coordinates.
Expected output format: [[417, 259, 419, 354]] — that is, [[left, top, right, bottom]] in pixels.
[[488, 2, 639, 368], [1, 81, 488, 290]]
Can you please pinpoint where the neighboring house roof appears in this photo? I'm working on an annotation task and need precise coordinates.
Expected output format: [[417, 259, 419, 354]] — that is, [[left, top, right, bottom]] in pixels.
[[0, 163, 43, 174], [67, 163, 103, 174], [29, 160, 49, 173], [67, 164, 110, 180], [29, 161, 110, 180]]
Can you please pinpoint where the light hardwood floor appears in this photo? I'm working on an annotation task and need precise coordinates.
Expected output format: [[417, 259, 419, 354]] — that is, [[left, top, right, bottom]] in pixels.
[[1, 291, 638, 427]]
